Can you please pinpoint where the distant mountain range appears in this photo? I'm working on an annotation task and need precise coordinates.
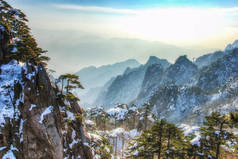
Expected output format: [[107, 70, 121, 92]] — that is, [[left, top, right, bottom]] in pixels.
[[76, 59, 140, 89], [94, 56, 170, 108], [76, 40, 238, 125], [75, 59, 140, 105]]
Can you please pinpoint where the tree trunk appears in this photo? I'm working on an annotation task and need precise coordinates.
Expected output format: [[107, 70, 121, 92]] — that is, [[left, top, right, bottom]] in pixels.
[[158, 134, 162, 159], [166, 131, 171, 159], [144, 114, 148, 130], [215, 143, 221, 159], [66, 79, 69, 93], [103, 118, 106, 131], [115, 137, 118, 157], [133, 114, 136, 129], [113, 138, 115, 155], [122, 137, 125, 158], [61, 79, 64, 94], [215, 123, 224, 159]]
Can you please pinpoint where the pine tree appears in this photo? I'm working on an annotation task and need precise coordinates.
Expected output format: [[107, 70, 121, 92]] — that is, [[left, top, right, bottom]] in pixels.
[[151, 120, 167, 159], [129, 130, 154, 158], [57, 73, 83, 101], [60, 73, 83, 93], [138, 102, 154, 130], [229, 112, 238, 127], [128, 119, 187, 159], [87, 106, 109, 130], [115, 104, 128, 126], [127, 104, 139, 129], [0, 0, 49, 64], [200, 112, 235, 159]]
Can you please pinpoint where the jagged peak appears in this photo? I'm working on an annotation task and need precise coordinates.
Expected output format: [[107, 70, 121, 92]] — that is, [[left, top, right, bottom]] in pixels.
[[145, 56, 159, 65], [145, 56, 170, 68], [124, 59, 140, 64], [76, 59, 140, 75], [123, 67, 131, 75], [174, 55, 193, 65], [225, 39, 238, 52]]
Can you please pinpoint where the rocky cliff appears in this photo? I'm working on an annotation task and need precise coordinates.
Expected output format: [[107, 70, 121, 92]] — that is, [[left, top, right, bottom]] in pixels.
[[75, 59, 140, 106], [94, 56, 170, 108], [0, 2, 93, 158], [145, 48, 238, 124]]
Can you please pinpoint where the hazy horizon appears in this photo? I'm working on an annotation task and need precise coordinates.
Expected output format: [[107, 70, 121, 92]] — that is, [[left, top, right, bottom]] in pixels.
[[8, 0, 238, 75]]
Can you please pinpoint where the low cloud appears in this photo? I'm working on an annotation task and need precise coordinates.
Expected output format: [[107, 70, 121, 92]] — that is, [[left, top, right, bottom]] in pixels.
[[53, 4, 137, 14], [33, 29, 217, 75], [53, 3, 238, 16]]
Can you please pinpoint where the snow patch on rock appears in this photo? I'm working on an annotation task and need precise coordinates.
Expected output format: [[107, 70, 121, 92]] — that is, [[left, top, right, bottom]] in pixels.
[[39, 106, 53, 124], [0, 60, 24, 126]]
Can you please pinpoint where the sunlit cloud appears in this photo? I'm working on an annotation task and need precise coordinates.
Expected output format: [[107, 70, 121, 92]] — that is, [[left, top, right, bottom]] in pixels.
[[52, 4, 238, 41], [11, 2, 238, 74], [53, 4, 138, 14], [54, 4, 238, 46], [116, 7, 238, 45], [53, 4, 238, 16]]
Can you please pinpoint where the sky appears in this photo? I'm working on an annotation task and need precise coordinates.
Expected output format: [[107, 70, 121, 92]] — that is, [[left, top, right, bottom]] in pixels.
[[7, 0, 238, 75]]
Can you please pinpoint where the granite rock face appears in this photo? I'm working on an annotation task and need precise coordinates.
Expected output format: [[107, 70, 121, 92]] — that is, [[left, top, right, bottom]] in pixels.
[[147, 49, 238, 124], [94, 56, 170, 108], [0, 22, 93, 159]]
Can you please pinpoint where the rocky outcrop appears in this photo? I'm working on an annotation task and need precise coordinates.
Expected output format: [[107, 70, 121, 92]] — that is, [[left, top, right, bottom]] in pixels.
[[149, 48, 238, 124], [225, 40, 238, 52], [0, 60, 93, 159], [194, 51, 224, 69], [133, 55, 197, 106], [94, 56, 170, 108], [134, 63, 165, 106], [95, 65, 146, 108], [197, 48, 238, 92], [0, 23, 93, 159], [165, 55, 198, 85], [144, 56, 170, 69], [76, 59, 140, 106]]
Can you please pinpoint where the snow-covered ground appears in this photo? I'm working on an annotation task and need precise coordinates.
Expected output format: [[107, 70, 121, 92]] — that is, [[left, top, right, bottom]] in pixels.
[[180, 124, 201, 146], [0, 60, 24, 126], [97, 128, 140, 159]]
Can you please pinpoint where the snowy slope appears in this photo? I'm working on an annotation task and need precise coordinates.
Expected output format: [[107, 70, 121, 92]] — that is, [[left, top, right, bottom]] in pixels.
[[0, 60, 24, 126]]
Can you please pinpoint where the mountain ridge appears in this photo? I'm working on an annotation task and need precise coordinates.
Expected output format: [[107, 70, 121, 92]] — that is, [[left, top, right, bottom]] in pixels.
[[93, 56, 170, 108], [75, 59, 140, 106], [90, 39, 238, 125], [75, 58, 140, 89]]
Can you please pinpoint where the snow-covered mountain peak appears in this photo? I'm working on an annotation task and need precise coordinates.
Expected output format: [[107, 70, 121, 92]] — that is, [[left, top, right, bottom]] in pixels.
[[225, 39, 238, 52]]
